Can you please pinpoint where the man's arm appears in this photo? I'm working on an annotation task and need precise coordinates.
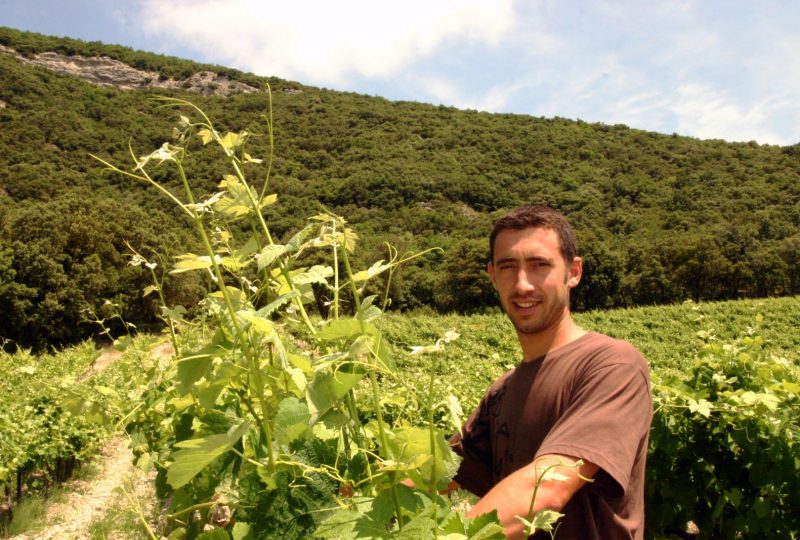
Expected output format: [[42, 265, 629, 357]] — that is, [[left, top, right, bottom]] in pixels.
[[466, 454, 598, 540]]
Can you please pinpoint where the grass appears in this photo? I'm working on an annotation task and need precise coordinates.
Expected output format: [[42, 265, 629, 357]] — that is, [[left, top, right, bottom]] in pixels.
[[1, 482, 72, 537], [0, 461, 100, 537], [88, 489, 153, 540], [2, 496, 47, 537]]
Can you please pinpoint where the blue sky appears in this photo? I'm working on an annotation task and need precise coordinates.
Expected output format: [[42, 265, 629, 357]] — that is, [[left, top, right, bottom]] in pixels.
[[2, 0, 799, 145]]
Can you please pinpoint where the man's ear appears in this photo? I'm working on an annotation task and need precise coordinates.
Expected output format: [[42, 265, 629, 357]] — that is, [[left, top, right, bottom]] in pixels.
[[567, 257, 583, 288]]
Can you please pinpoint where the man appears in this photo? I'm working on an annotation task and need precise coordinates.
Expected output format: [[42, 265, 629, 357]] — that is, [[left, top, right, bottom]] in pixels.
[[451, 205, 652, 539]]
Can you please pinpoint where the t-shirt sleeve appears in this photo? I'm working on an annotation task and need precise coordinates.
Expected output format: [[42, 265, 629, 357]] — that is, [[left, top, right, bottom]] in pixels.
[[535, 348, 652, 498]]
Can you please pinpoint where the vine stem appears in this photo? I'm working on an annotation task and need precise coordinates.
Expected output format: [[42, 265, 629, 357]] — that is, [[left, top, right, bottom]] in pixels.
[[428, 352, 438, 498], [340, 228, 404, 529], [174, 158, 277, 471], [119, 483, 159, 540], [332, 220, 340, 320], [164, 500, 218, 520], [148, 264, 180, 357], [224, 100, 317, 335], [155, 94, 317, 335], [175, 162, 244, 344], [258, 84, 275, 202]]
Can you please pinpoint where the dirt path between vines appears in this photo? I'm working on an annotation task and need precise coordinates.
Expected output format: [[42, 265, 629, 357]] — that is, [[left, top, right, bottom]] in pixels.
[[10, 343, 173, 540], [9, 436, 156, 540]]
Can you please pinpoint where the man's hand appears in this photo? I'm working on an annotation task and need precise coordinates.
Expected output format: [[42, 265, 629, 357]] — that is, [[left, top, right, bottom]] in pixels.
[[466, 454, 598, 540]]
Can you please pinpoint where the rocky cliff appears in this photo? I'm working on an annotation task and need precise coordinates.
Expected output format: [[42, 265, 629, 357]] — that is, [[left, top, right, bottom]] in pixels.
[[0, 44, 260, 96]]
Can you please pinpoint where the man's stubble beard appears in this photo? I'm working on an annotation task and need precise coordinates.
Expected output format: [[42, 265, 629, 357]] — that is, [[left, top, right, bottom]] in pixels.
[[507, 298, 568, 335], [503, 275, 571, 336]]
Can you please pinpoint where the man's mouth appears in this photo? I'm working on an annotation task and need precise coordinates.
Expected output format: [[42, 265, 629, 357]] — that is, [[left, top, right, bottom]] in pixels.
[[512, 298, 542, 309]]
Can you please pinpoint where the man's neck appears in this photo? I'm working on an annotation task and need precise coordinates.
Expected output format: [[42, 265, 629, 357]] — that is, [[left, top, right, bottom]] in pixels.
[[518, 313, 586, 362]]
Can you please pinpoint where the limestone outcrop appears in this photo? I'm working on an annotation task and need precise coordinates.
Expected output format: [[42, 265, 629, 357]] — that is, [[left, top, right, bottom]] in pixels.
[[0, 44, 260, 96]]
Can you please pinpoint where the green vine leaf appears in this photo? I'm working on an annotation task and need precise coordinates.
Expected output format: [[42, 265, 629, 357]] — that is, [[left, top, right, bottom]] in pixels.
[[167, 422, 251, 489], [352, 260, 392, 282], [292, 265, 334, 285], [171, 253, 218, 274], [274, 397, 311, 446], [257, 244, 289, 270], [197, 128, 214, 144], [307, 368, 367, 423], [316, 319, 379, 341]]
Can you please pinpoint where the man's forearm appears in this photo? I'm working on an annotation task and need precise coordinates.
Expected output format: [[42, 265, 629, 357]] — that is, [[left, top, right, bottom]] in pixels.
[[466, 455, 597, 540]]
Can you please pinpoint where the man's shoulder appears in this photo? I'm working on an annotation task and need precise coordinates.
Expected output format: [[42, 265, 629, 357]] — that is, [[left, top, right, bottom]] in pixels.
[[582, 331, 640, 351], [485, 365, 517, 394], [575, 332, 648, 370]]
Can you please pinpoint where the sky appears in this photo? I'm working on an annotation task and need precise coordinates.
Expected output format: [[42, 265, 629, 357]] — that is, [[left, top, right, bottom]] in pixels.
[[2, 0, 799, 146]]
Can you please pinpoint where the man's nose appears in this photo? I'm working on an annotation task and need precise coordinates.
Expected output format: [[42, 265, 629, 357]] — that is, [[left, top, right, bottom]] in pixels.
[[515, 270, 535, 293]]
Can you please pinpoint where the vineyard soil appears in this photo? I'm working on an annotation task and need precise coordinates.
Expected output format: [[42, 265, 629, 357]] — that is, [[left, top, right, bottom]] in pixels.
[[5, 437, 155, 540], [1, 343, 170, 539]]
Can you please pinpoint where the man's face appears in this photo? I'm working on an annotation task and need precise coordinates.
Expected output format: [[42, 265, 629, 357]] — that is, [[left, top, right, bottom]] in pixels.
[[487, 227, 582, 336]]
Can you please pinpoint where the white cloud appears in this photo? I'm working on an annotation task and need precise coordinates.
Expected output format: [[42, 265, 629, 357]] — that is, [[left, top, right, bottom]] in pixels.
[[419, 77, 461, 106], [670, 84, 793, 144], [126, 0, 800, 145], [606, 91, 672, 128], [502, 1, 563, 56], [136, 0, 516, 86], [418, 75, 523, 113]]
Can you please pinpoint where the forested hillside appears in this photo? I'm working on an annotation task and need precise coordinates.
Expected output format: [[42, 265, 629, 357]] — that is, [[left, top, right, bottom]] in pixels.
[[1, 27, 799, 350]]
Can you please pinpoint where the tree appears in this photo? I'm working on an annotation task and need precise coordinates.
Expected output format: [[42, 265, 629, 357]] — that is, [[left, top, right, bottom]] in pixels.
[[434, 239, 496, 312]]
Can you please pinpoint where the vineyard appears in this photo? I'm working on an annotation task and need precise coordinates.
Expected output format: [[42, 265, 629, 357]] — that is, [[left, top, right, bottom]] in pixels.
[[3, 301, 799, 538], [1, 97, 799, 539], [383, 301, 800, 537], [0, 339, 154, 534]]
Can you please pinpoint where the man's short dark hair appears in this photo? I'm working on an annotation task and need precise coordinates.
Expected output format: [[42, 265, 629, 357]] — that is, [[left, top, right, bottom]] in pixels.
[[489, 205, 578, 264]]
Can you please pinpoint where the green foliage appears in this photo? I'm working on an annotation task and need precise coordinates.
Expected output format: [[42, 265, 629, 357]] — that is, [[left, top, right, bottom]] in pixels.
[[104, 99, 503, 539], [648, 330, 800, 537], [2, 27, 800, 349], [0, 333, 158, 527], [0, 194, 203, 350], [0, 342, 104, 487], [382, 298, 800, 538], [433, 239, 496, 312]]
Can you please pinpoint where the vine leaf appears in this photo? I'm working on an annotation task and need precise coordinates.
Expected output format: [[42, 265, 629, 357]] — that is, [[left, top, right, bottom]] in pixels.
[[384, 426, 460, 489], [171, 253, 217, 274], [316, 319, 379, 341], [292, 265, 334, 285], [197, 527, 230, 540], [516, 509, 564, 537], [175, 343, 227, 390], [274, 397, 311, 446], [256, 290, 300, 318], [307, 368, 366, 423], [439, 509, 505, 539], [167, 422, 251, 489], [315, 508, 387, 539], [257, 244, 289, 270], [352, 260, 392, 282]]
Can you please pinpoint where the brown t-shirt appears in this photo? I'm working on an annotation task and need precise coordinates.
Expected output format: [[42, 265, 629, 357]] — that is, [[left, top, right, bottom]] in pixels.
[[452, 332, 652, 540]]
